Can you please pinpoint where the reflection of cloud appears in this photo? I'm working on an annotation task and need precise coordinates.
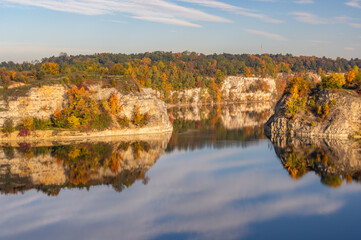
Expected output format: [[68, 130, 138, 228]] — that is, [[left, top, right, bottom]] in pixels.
[[0, 142, 350, 240]]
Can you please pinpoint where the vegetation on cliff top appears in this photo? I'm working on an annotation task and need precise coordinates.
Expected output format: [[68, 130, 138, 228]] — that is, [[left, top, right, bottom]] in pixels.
[[283, 65, 361, 120], [1, 52, 360, 104]]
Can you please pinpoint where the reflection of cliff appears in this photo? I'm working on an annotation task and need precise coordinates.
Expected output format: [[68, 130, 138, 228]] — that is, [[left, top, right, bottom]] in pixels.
[[0, 133, 171, 196], [166, 104, 272, 152], [269, 136, 361, 187]]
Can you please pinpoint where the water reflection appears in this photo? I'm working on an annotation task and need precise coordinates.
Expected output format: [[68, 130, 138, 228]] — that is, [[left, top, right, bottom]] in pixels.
[[269, 135, 361, 187], [167, 103, 273, 152], [0, 134, 171, 196], [2, 104, 361, 240]]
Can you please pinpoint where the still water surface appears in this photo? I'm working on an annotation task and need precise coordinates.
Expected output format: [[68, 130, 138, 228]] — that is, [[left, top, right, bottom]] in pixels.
[[1, 103, 361, 240]]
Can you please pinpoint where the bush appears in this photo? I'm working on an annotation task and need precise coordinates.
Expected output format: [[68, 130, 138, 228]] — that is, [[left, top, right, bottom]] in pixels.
[[133, 105, 143, 125], [2, 119, 14, 134], [21, 117, 33, 130], [90, 112, 113, 130], [18, 127, 30, 137], [33, 117, 51, 130], [117, 116, 130, 127], [322, 73, 345, 89], [309, 99, 315, 108]]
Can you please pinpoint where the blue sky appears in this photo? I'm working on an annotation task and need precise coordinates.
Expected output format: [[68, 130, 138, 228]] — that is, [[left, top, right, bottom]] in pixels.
[[0, 0, 360, 62]]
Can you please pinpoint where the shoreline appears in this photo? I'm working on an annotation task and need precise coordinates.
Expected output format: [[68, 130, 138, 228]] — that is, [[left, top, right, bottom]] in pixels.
[[0, 125, 173, 143]]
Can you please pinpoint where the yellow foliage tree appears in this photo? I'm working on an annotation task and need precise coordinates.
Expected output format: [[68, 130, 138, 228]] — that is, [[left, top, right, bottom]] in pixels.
[[108, 93, 122, 114], [346, 70, 356, 85], [41, 62, 59, 75]]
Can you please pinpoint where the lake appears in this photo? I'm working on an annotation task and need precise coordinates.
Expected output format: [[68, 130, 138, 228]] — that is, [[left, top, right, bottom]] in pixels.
[[1, 103, 361, 240]]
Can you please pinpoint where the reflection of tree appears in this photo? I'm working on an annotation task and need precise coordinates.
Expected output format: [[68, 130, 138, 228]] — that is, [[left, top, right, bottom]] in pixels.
[[270, 136, 361, 188], [284, 151, 307, 180], [0, 138, 166, 196]]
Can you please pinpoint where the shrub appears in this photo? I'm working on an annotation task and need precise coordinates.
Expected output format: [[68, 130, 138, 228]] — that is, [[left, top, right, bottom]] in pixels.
[[309, 99, 315, 108], [18, 127, 30, 137], [90, 111, 113, 130], [286, 96, 307, 119], [33, 117, 51, 130], [133, 105, 143, 126], [67, 115, 81, 129], [52, 109, 67, 128], [21, 117, 33, 130], [322, 73, 345, 89], [117, 116, 130, 127], [2, 119, 14, 134]]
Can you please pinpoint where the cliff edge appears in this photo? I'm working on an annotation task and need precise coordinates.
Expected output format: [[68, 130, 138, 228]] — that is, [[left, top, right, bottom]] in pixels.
[[265, 89, 361, 139]]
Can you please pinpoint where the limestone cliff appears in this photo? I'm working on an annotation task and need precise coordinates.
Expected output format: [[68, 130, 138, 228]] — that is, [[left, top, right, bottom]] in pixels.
[[0, 84, 172, 140], [149, 76, 277, 106], [0, 133, 171, 195], [265, 89, 361, 139]]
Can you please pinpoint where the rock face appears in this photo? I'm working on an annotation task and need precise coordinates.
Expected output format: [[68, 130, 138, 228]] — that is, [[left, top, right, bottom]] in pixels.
[[221, 76, 276, 102], [0, 133, 171, 195], [269, 135, 361, 187], [265, 89, 361, 139], [149, 76, 277, 106], [0, 85, 67, 126], [0, 84, 172, 140]]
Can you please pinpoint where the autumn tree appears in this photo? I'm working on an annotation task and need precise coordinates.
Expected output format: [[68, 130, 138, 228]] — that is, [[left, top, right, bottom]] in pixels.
[[41, 62, 59, 75]]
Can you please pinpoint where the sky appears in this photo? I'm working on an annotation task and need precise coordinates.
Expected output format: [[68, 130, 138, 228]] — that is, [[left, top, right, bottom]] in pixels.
[[0, 0, 360, 62]]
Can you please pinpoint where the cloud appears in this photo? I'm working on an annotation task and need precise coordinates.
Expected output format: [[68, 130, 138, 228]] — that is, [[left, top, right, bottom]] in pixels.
[[133, 16, 202, 28], [1, 0, 231, 27], [246, 29, 288, 41], [310, 40, 330, 44], [345, 47, 355, 50], [177, 0, 283, 23], [346, 0, 361, 9], [253, 0, 278, 2], [291, 12, 329, 24], [295, 0, 314, 4], [349, 22, 361, 28]]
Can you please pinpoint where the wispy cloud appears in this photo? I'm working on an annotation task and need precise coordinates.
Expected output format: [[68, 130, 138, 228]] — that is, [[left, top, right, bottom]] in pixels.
[[349, 22, 361, 28], [310, 40, 330, 44], [345, 47, 355, 50], [133, 16, 202, 28], [295, 0, 314, 4], [346, 0, 361, 9], [177, 0, 283, 23], [1, 0, 231, 27], [108, 20, 127, 24], [253, 0, 278, 2], [291, 12, 329, 24], [246, 29, 288, 41]]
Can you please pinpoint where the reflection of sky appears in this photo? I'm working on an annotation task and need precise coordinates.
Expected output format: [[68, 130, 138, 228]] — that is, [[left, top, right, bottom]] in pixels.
[[1, 140, 361, 240]]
